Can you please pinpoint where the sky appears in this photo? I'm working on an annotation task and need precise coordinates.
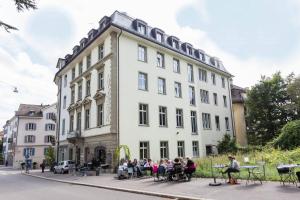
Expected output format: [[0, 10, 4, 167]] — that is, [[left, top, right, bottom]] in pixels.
[[0, 0, 299, 126]]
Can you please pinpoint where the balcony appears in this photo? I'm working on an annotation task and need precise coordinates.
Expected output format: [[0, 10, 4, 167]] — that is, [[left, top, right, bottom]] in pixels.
[[67, 130, 83, 144]]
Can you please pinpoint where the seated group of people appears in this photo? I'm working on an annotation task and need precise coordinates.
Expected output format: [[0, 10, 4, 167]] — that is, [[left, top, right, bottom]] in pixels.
[[117, 157, 196, 181]]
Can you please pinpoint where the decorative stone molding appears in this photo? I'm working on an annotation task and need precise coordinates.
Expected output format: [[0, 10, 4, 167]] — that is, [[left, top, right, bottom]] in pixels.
[[93, 90, 106, 100], [67, 104, 75, 112], [82, 96, 92, 106], [74, 101, 82, 110]]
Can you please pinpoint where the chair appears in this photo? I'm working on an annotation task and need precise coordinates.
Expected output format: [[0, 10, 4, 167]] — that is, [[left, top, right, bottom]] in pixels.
[[277, 166, 297, 186], [127, 167, 134, 179]]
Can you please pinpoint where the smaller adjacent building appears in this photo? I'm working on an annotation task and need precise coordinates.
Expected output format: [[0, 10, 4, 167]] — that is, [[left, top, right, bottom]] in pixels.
[[2, 103, 57, 168], [231, 85, 247, 147]]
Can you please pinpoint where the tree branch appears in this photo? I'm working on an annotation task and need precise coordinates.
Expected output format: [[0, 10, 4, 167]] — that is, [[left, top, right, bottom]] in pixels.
[[0, 21, 18, 32], [14, 0, 37, 12]]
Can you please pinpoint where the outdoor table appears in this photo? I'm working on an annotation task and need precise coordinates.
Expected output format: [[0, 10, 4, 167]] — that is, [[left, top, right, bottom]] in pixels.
[[213, 164, 226, 181], [277, 164, 300, 187], [240, 165, 262, 185]]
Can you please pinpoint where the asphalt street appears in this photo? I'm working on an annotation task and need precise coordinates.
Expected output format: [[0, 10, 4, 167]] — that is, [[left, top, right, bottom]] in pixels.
[[0, 168, 170, 200]]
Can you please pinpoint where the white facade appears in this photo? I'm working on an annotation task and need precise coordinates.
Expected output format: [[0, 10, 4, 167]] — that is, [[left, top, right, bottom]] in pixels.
[[3, 104, 57, 168], [55, 11, 234, 166]]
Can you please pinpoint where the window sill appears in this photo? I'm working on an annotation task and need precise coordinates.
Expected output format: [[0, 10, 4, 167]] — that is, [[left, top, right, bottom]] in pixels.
[[138, 60, 147, 63], [176, 126, 184, 129], [191, 133, 198, 135], [138, 124, 149, 127], [138, 89, 148, 92], [159, 126, 168, 128]]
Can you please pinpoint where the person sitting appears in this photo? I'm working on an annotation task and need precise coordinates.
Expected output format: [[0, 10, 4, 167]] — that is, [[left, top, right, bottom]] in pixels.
[[296, 171, 300, 187], [157, 160, 166, 180], [184, 157, 196, 181], [223, 155, 240, 184], [166, 160, 174, 181], [143, 159, 153, 176], [173, 158, 183, 174], [117, 159, 128, 180]]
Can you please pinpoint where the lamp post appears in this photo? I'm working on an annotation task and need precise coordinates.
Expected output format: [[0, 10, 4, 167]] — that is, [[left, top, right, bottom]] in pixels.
[[0, 81, 19, 93]]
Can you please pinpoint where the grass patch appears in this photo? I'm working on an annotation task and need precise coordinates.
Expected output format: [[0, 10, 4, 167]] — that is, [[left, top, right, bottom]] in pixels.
[[193, 148, 300, 181]]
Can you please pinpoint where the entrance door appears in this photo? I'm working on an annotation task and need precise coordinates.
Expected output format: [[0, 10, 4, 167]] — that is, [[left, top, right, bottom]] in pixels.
[[95, 147, 106, 164]]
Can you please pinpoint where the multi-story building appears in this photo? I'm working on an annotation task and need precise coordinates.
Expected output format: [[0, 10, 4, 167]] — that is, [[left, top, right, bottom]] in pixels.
[[2, 117, 16, 166], [54, 11, 234, 168], [2, 103, 56, 168]]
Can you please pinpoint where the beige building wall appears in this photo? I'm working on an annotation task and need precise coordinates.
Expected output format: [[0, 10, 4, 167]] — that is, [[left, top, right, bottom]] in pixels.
[[232, 103, 247, 146]]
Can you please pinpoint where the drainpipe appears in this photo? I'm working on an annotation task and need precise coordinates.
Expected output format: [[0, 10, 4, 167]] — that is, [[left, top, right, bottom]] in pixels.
[[117, 29, 123, 152], [56, 76, 62, 162], [228, 78, 236, 138]]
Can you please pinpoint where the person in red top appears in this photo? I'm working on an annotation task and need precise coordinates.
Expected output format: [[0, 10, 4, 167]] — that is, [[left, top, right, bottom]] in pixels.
[[184, 157, 196, 181]]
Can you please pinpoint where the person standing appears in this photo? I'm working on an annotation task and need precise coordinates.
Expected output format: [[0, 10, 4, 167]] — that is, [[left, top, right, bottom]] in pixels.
[[41, 162, 45, 173]]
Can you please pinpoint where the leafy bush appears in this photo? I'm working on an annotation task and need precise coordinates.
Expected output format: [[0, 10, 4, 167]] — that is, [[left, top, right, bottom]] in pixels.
[[217, 134, 237, 154], [272, 120, 300, 150]]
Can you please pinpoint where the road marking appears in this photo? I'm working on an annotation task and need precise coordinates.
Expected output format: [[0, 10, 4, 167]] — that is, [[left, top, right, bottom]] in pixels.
[[0, 171, 20, 176]]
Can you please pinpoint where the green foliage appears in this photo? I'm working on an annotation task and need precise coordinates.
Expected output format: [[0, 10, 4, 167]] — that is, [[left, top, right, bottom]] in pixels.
[[195, 147, 300, 181], [45, 146, 55, 166], [217, 134, 237, 154], [287, 74, 300, 119], [245, 72, 296, 145], [114, 145, 131, 162], [272, 120, 300, 150]]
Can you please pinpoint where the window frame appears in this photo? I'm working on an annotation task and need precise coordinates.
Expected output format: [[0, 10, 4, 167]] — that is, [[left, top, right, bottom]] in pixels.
[[158, 106, 168, 127], [138, 45, 147, 62], [158, 77, 166, 95], [176, 108, 184, 128], [139, 103, 149, 126], [138, 72, 148, 91]]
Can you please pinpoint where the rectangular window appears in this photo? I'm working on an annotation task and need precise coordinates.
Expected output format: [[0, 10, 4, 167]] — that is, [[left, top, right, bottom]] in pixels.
[[199, 69, 207, 82], [215, 116, 220, 131], [159, 106, 168, 127], [187, 47, 193, 55], [189, 86, 195, 105], [70, 115, 74, 132], [172, 40, 179, 49], [45, 124, 55, 131], [44, 147, 49, 155], [213, 93, 218, 105], [62, 119, 65, 135], [72, 68, 75, 80], [137, 24, 146, 35], [98, 72, 104, 90], [71, 87, 75, 104], [222, 77, 226, 88], [138, 72, 148, 91], [78, 82, 82, 101], [78, 61, 83, 75], [139, 142, 149, 160], [156, 32, 163, 42], [158, 78, 166, 95], [139, 104, 148, 125], [200, 89, 209, 104], [202, 113, 211, 129], [24, 135, 35, 143], [138, 45, 147, 62], [225, 117, 230, 130], [206, 145, 213, 156], [64, 75, 67, 87], [63, 96, 66, 109], [86, 54, 91, 68], [85, 109, 90, 129], [24, 148, 35, 156], [174, 82, 182, 98], [211, 73, 216, 85], [192, 141, 199, 157], [86, 79, 91, 96], [187, 64, 194, 83], [176, 108, 183, 128], [191, 111, 198, 134], [160, 141, 169, 159], [177, 141, 185, 158], [44, 135, 53, 143], [157, 52, 164, 68], [97, 104, 104, 126], [173, 58, 180, 73], [25, 123, 36, 131], [223, 95, 227, 107], [76, 112, 81, 131], [98, 43, 104, 60]]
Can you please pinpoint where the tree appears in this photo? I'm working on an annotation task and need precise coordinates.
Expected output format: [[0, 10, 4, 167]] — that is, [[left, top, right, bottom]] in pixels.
[[45, 146, 55, 166], [217, 134, 237, 154], [272, 120, 300, 150], [0, 0, 37, 32], [245, 72, 294, 145], [286, 74, 300, 119]]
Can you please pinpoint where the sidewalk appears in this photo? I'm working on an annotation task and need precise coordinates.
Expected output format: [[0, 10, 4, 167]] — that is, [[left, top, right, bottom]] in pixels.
[[26, 171, 299, 200]]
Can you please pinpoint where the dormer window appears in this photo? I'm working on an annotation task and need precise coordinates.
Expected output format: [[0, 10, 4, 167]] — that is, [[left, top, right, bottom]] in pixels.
[[210, 57, 216, 66], [137, 23, 146, 35], [187, 46, 193, 55], [99, 16, 110, 30], [195, 50, 206, 62], [28, 111, 35, 116], [88, 29, 97, 40], [80, 38, 88, 48], [156, 32, 162, 42], [72, 45, 80, 54], [200, 52, 205, 62], [172, 39, 179, 49]]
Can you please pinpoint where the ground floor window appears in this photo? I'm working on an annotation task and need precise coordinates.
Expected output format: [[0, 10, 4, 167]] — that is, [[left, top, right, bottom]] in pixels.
[[206, 145, 213, 156], [160, 141, 169, 159], [192, 141, 199, 157], [177, 141, 185, 158], [139, 141, 149, 160]]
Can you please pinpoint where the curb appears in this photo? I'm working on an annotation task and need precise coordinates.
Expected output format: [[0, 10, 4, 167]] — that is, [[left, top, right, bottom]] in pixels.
[[23, 173, 211, 200]]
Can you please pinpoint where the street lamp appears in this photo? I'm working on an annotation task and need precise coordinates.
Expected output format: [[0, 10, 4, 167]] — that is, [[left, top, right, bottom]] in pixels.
[[0, 81, 19, 93]]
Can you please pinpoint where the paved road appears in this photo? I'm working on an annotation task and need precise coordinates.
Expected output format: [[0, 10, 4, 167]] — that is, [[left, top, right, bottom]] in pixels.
[[0, 168, 170, 200]]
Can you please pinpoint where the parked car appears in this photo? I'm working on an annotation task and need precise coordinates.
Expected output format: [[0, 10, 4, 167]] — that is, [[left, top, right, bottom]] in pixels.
[[53, 160, 75, 174]]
